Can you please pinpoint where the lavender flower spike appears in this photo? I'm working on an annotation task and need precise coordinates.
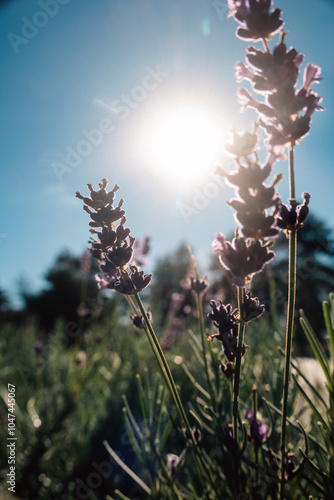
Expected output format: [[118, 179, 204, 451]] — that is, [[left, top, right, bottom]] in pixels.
[[228, 0, 284, 41], [77, 179, 151, 296], [212, 233, 275, 286]]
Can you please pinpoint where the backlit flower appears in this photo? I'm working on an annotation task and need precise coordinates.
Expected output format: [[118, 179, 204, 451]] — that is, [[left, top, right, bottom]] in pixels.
[[228, 0, 284, 41], [212, 235, 275, 286]]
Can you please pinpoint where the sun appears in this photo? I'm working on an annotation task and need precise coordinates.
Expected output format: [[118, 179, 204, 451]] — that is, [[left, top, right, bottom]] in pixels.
[[140, 105, 224, 184]]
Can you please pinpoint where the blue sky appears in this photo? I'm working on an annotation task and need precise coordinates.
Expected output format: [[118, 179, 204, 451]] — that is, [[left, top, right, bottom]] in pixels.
[[1, 0, 334, 306]]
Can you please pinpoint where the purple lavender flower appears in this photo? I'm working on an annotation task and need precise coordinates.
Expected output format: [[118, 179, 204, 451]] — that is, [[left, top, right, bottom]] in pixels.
[[220, 361, 234, 380], [220, 159, 272, 190], [132, 234, 151, 267], [77, 179, 151, 296], [231, 14, 323, 153], [224, 127, 258, 158], [241, 40, 304, 94], [129, 265, 152, 292], [130, 310, 152, 329], [208, 300, 247, 362], [189, 277, 209, 296], [228, 0, 284, 41], [276, 192, 311, 232], [284, 452, 296, 481], [167, 454, 179, 477], [76, 178, 119, 209], [245, 410, 268, 446], [212, 234, 275, 286], [243, 290, 265, 321], [113, 267, 152, 295]]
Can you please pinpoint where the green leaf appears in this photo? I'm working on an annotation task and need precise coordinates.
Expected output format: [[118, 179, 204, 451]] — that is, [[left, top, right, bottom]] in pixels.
[[136, 373, 148, 422], [122, 407, 143, 463], [290, 358, 328, 410], [299, 310, 332, 391], [292, 374, 330, 435], [323, 299, 334, 362], [299, 448, 334, 488], [182, 363, 210, 399], [113, 491, 132, 500], [122, 394, 142, 439], [104, 440, 152, 495]]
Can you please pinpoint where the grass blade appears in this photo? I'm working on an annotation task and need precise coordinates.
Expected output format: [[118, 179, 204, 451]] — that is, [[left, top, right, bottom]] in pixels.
[[323, 300, 334, 361], [290, 358, 328, 410], [103, 440, 152, 495], [292, 374, 330, 435], [299, 310, 332, 391]]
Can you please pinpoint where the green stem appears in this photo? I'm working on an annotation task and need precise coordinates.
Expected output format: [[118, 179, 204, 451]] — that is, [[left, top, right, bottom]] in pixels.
[[288, 144, 296, 200], [279, 143, 297, 500], [195, 292, 214, 403], [232, 286, 246, 496], [233, 286, 246, 443], [280, 228, 297, 500], [133, 292, 218, 496], [252, 385, 259, 500]]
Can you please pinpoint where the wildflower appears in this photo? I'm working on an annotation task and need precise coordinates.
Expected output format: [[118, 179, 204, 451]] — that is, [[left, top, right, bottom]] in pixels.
[[75, 351, 87, 366], [245, 409, 268, 446], [243, 40, 304, 94], [184, 427, 201, 444], [208, 300, 237, 334], [243, 290, 265, 321], [266, 450, 279, 479], [167, 454, 179, 477], [76, 179, 152, 295], [208, 300, 247, 361], [189, 277, 209, 295], [228, 0, 284, 41], [302, 63, 322, 91], [219, 159, 272, 190], [212, 234, 275, 286], [231, 12, 323, 153], [33, 341, 43, 357], [80, 250, 91, 274], [220, 361, 234, 379], [132, 234, 151, 267], [130, 310, 152, 329], [284, 452, 296, 481], [276, 192, 311, 232], [224, 127, 258, 158]]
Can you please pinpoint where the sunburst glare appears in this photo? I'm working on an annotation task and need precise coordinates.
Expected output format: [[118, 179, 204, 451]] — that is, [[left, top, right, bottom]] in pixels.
[[140, 105, 225, 185]]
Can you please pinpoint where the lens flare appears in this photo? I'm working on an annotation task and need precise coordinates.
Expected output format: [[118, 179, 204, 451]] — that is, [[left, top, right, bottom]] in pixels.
[[140, 105, 223, 184]]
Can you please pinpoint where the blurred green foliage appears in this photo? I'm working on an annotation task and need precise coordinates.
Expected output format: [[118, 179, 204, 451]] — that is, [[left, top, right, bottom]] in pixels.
[[0, 215, 333, 498]]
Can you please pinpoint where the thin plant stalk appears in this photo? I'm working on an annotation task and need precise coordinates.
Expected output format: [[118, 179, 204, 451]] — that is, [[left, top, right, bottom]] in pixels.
[[195, 291, 214, 403], [280, 144, 297, 500], [133, 291, 218, 496], [232, 286, 246, 495], [233, 286, 246, 443], [251, 385, 259, 500]]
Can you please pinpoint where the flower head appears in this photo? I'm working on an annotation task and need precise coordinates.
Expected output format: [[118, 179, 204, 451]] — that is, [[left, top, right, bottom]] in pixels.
[[224, 127, 258, 158], [212, 234, 275, 286], [77, 179, 151, 295], [243, 290, 265, 321], [245, 410, 268, 446], [130, 310, 152, 329], [208, 300, 248, 361], [276, 192, 311, 232], [228, 0, 284, 41]]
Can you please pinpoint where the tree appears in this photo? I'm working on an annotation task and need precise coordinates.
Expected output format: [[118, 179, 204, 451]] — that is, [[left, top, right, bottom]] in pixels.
[[21, 250, 103, 335]]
